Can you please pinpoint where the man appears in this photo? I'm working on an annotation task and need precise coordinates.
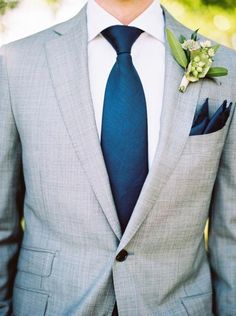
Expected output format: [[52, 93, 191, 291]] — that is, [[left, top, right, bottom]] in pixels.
[[0, 0, 235, 315]]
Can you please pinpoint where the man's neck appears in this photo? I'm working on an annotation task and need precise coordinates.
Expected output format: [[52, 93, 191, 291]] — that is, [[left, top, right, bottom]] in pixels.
[[95, 0, 155, 25]]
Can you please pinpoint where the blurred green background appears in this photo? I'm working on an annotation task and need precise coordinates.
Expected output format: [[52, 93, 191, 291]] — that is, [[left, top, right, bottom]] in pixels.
[[162, 0, 236, 49], [0, 0, 235, 49]]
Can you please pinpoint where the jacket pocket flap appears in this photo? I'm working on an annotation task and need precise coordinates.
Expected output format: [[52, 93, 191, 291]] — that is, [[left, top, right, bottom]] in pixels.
[[17, 246, 56, 277], [13, 286, 48, 316], [181, 292, 213, 315]]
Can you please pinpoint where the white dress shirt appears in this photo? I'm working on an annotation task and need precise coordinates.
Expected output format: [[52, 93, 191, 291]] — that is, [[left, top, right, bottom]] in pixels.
[[86, 0, 165, 168]]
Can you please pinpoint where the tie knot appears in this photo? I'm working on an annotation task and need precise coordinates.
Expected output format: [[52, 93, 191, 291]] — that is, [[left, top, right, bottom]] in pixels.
[[101, 25, 144, 55]]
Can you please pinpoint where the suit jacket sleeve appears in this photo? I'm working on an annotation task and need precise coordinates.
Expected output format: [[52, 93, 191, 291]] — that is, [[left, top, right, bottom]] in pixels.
[[0, 46, 24, 315], [208, 104, 236, 315]]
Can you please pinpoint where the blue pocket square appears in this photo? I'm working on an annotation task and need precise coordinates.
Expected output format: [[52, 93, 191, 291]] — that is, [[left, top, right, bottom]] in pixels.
[[190, 98, 232, 136]]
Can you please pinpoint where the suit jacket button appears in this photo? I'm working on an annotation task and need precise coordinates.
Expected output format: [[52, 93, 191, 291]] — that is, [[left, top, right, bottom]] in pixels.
[[116, 249, 128, 262]]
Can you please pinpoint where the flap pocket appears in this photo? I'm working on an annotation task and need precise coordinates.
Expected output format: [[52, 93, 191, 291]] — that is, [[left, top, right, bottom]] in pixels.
[[13, 286, 48, 316], [181, 292, 213, 316], [17, 246, 56, 277]]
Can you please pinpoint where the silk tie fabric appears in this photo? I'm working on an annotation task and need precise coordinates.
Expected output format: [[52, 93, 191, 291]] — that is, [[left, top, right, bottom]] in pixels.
[[101, 25, 148, 233]]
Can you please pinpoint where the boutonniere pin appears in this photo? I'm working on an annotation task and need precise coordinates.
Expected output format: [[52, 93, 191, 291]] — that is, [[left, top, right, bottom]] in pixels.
[[166, 28, 228, 93]]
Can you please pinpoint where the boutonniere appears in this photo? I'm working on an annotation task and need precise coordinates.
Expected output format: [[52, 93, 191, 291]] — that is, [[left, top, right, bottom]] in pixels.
[[166, 28, 228, 93]]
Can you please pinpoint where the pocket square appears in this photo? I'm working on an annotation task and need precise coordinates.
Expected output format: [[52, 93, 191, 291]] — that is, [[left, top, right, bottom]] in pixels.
[[190, 98, 232, 136]]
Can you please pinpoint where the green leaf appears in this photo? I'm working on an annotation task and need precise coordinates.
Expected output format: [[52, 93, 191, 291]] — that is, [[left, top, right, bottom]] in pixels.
[[212, 44, 221, 53], [166, 29, 188, 69], [185, 50, 191, 63], [207, 67, 228, 77], [179, 34, 187, 44], [191, 29, 199, 41]]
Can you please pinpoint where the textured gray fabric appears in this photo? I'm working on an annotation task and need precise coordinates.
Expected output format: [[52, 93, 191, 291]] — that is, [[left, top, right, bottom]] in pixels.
[[0, 4, 236, 316]]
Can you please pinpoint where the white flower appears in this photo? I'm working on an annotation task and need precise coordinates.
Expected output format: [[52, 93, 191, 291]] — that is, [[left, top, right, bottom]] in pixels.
[[208, 48, 215, 57], [182, 40, 200, 51], [200, 40, 212, 48]]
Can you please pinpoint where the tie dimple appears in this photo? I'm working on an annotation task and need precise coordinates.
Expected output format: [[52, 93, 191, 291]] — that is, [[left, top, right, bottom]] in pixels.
[[101, 25, 144, 55]]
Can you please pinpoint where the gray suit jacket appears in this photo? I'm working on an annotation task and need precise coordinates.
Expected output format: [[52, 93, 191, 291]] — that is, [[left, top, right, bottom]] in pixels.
[[0, 4, 236, 316]]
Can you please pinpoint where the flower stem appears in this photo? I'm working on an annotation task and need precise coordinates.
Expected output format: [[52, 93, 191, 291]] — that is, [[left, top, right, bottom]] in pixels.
[[179, 75, 190, 93]]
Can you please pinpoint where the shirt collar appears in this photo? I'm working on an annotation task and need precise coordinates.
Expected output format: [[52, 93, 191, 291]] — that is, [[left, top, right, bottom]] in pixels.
[[87, 0, 165, 44]]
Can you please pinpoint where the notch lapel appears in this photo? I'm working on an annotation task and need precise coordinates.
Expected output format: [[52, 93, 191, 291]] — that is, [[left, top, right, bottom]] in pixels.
[[117, 8, 203, 253], [45, 5, 122, 240]]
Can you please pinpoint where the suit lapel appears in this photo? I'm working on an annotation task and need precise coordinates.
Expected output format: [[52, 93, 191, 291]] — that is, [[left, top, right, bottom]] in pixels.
[[45, 4, 203, 247], [117, 8, 203, 252], [45, 5, 122, 240]]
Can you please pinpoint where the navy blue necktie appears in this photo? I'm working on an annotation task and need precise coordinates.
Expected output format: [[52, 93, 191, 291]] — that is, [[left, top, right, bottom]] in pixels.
[[101, 25, 148, 233]]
